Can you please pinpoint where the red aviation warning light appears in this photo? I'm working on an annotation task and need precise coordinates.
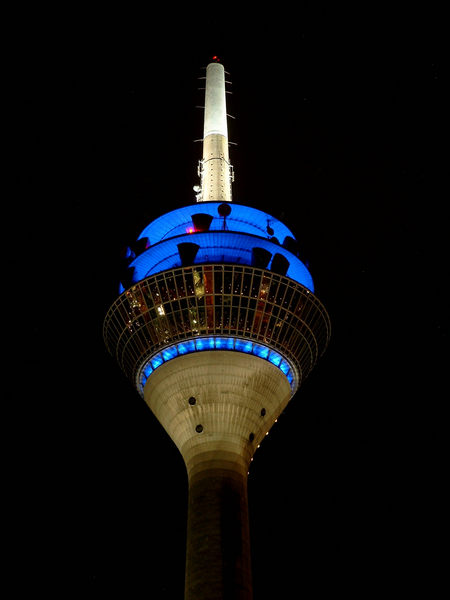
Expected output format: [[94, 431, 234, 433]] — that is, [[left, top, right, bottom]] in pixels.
[[212, 55, 220, 62]]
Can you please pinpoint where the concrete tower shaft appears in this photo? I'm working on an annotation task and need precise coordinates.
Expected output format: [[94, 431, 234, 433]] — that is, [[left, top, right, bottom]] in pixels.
[[198, 62, 233, 203]]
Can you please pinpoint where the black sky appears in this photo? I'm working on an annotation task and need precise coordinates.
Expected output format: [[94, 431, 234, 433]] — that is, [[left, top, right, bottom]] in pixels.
[[18, 5, 446, 597]]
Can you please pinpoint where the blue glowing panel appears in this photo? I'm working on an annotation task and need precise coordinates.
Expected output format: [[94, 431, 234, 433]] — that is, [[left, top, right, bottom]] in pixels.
[[129, 231, 314, 291], [214, 337, 226, 348], [252, 343, 269, 359], [177, 342, 189, 354], [137, 203, 296, 247], [151, 354, 164, 369], [178, 340, 196, 353], [268, 351, 282, 367], [279, 359, 290, 374], [143, 364, 153, 378], [235, 339, 253, 353], [162, 346, 178, 360]]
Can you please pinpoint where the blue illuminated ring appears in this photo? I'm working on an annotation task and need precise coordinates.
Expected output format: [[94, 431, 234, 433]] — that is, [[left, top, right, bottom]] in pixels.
[[136, 336, 297, 395]]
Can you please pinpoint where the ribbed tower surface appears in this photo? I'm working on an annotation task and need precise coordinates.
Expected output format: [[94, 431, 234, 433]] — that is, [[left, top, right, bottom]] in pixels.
[[103, 60, 330, 600]]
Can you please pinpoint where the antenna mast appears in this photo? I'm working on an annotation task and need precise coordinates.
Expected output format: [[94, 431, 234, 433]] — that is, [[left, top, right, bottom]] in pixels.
[[195, 60, 234, 202]]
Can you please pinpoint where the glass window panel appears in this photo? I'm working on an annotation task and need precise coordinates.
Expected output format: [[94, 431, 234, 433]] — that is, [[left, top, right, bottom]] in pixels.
[[290, 290, 301, 313], [165, 275, 176, 300], [268, 280, 278, 302], [244, 307, 253, 332], [258, 311, 270, 338], [223, 306, 230, 329], [276, 283, 286, 305], [194, 268, 205, 298], [173, 311, 184, 335], [214, 269, 223, 293], [230, 307, 238, 331], [253, 310, 262, 333], [232, 270, 242, 294], [283, 287, 293, 308], [206, 306, 214, 329], [184, 270, 195, 295], [215, 305, 222, 329], [251, 273, 261, 298], [242, 273, 251, 295], [261, 275, 271, 296], [237, 307, 246, 333], [175, 274, 186, 297], [149, 281, 160, 303], [204, 267, 213, 294], [224, 270, 232, 294]]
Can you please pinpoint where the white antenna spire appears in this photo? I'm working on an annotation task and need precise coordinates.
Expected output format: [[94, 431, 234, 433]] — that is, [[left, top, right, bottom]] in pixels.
[[195, 60, 234, 202]]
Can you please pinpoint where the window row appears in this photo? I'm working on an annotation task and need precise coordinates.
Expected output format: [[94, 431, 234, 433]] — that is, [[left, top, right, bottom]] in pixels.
[[104, 265, 330, 353]]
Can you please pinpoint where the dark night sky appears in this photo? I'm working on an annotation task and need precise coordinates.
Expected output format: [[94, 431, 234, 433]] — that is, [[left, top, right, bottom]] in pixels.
[[17, 5, 445, 597]]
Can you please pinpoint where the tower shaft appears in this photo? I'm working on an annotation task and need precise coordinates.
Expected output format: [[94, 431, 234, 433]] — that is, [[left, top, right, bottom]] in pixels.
[[185, 461, 252, 600], [199, 62, 233, 202]]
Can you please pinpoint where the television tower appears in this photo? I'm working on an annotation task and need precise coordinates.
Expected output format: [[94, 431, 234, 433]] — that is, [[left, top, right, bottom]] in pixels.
[[104, 59, 331, 600]]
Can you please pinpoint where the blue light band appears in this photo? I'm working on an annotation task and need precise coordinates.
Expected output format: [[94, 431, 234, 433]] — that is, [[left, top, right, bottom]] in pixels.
[[137, 202, 296, 246], [127, 231, 314, 292], [136, 336, 296, 395]]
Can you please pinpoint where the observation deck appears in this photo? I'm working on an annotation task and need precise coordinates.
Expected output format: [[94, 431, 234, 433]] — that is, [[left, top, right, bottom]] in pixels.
[[104, 263, 330, 398]]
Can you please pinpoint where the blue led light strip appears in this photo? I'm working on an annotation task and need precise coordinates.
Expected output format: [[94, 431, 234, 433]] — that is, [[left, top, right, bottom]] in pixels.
[[137, 336, 296, 394]]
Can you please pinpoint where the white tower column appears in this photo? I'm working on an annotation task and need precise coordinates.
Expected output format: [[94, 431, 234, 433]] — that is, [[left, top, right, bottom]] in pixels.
[[198, 62, 233, 203]]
